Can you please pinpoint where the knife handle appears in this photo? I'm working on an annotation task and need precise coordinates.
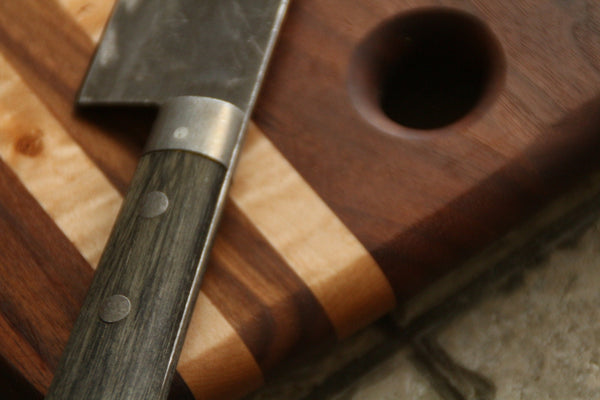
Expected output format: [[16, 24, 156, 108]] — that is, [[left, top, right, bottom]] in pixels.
[[46, 97, 244, 400]]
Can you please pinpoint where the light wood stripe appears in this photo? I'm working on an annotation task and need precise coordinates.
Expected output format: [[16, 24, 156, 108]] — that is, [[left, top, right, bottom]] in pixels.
[[57, 0, 114, 42], [179, 293, 263, 400], [0, 53, 120, 267], [0, 0, 140, 193], [201, 201, 336, 370], [230, 127, 396, 337]]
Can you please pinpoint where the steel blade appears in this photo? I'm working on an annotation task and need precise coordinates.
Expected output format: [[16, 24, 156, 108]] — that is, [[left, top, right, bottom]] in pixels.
[[79, 0, 289, 112]]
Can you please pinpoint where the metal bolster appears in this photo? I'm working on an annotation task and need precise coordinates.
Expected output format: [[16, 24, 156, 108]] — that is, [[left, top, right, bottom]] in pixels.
[[143, 96, 244, 167]]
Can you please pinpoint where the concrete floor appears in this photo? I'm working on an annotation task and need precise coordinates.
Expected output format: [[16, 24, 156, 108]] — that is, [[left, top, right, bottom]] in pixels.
[[246, 172, 600, 400]]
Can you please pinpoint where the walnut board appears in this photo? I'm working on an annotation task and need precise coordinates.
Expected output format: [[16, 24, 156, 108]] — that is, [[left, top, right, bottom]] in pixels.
[[1, 0, 600, 399]]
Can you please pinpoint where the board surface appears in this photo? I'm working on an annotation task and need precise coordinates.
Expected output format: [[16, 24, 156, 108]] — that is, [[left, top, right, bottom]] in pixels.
[[1, 0, 600, 399]]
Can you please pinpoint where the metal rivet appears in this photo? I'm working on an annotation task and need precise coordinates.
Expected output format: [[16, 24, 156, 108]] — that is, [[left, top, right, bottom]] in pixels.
[[139, 191, 169, 218], [173, 126, 189, 139], [99, 294, 131, 323]]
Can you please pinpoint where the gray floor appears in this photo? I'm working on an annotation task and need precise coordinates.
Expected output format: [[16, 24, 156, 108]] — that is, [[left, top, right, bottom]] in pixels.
[[246, 172, 600, 400]]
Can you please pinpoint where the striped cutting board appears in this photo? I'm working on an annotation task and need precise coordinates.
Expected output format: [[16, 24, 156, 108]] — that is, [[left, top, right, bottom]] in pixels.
[[1, 0, 600, 399]]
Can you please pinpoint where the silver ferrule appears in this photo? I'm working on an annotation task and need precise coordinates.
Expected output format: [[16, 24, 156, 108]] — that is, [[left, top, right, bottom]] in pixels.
[[144, 96, 244, 167]]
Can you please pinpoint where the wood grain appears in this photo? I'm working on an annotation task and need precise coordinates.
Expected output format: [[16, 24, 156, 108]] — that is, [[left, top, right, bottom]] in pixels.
[[0, 0, 141, 192], [0, 158, 92, 393], [373, 96, 600, 299], [253, 0, 600, 292], [203, 199, 337, 370], [178, 293, 264, 400], [0, 0, 599, 399], [0, 51, 121, 266], [231, 127, 396, 337]]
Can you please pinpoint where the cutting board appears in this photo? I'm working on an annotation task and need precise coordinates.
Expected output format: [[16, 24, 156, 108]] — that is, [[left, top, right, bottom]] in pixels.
[[1, 0, 600, 399]]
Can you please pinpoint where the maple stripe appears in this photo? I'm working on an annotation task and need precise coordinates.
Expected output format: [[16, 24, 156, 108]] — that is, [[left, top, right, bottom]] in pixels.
[[57, 0, 115, 42], [0, 52, 121, 267], [202, 201, 336, 370], [231, 127, 396, 337], [179, 293, 264, 400], [0, 0, 139, 192]]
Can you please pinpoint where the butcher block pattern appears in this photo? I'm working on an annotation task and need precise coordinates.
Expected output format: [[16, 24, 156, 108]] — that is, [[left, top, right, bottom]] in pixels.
[[1, 0, 600, 399]]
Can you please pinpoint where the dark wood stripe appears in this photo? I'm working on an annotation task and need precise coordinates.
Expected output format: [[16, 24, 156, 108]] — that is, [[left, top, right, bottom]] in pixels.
[[0, 0, 145, 193], [168, 373, 197, 400], [0, 352, 43, 400], [202, 200, 337, 371], [0, 314, 52, 396], [372, 97, 600, 300], [0, 158, 92, 391]]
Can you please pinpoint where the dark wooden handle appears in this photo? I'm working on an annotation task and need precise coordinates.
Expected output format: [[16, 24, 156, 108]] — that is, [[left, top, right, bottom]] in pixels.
[[45, 150, 226, 400]]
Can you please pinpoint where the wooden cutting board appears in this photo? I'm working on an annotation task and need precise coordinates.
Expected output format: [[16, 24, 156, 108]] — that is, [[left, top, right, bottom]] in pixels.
[[1, 0, 600, 399]]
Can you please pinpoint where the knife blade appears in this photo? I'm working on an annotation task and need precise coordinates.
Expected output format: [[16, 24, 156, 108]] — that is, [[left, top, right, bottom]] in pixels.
[[45, 1, 289, 399]]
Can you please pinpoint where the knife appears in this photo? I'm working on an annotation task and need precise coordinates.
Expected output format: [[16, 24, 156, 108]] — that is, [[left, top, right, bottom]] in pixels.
[[45, 1, 289, 399]]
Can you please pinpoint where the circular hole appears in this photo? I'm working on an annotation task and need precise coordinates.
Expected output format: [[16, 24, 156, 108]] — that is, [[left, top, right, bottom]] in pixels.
[[348, 8, 505, 136]]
